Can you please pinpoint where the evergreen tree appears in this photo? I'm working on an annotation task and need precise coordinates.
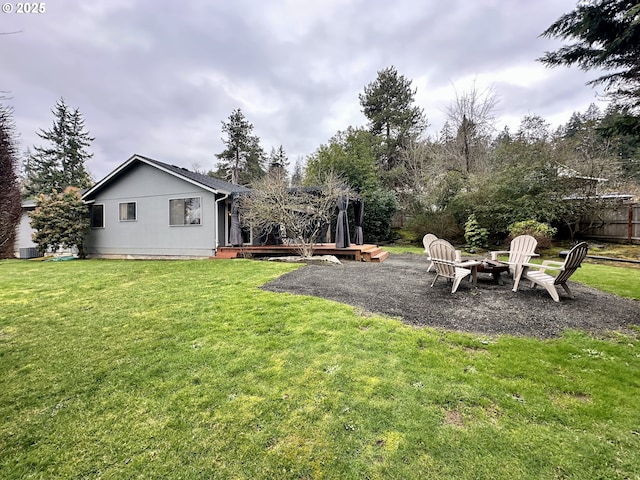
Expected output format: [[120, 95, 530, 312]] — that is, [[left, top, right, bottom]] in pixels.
[[359, 66, 427, 172], [215, 109, 266, 185], [305, 127, 379, 192], [268, 145, 289, 183], [290, 157, 304, 187], [24, 98, 93, 196], [0, 102, 22, 258], [598, 103, 640, 181], [539, 0, 640, 110]]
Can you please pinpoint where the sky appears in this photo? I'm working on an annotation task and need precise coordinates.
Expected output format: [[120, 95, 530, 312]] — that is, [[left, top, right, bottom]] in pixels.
[[1, 0, 607, 181]]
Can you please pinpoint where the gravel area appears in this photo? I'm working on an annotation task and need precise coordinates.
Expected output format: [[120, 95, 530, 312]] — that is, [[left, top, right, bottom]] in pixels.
[[263, 253, 640, 339]]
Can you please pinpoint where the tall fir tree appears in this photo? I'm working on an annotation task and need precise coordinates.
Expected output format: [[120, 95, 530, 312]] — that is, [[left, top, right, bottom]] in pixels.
[[214, 109, 266, 185], [539, 0, 640, 135], [359, 66, 427, 172], [268, 145, 289, 182], [0, 102, 22, 258], [24, 98, 93, 197], [290, 157, 304, 187], [598, 103, 640, 181], [539, 0, 640, 110]]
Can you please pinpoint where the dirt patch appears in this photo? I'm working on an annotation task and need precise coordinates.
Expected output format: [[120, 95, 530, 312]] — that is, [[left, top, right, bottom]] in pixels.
[[262, 253, 640, 339], [444, 410, 466, 427]]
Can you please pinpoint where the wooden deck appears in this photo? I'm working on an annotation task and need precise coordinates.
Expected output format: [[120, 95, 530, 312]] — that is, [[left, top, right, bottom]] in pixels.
[[214, 243, 389, 262]]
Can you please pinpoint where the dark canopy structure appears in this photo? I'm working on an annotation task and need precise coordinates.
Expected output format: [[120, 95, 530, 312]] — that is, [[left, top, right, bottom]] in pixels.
[[352, 198, 364, 245], [229, 194, 243, 247], [335, 194, 350, 249]]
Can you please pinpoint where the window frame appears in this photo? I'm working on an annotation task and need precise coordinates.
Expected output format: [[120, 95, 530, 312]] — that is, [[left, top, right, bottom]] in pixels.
[[90, 203, 105, 229], [118, 201, 137, 222], [169, 196, 202, 226]]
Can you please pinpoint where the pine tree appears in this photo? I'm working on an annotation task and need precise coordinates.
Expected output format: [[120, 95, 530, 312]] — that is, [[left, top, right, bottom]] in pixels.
[[290, 157, 304, 187], [359, 66, 427, 172], [24, 98, 93, 196], [268, 145, 289, 182], [0, 102, 22, 258], [215, 109, 266, 185]]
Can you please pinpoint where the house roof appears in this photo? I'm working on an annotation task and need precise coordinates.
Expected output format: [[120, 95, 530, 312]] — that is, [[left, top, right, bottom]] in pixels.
[[557, 165, 608, 183], [82, 154, 251, 201]]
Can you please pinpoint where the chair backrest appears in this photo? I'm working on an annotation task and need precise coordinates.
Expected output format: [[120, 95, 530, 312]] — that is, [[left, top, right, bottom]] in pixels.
[[429, 239, 457, 279], [422, 234, 438, 255], [555, 241, 589, 285], [509, 235, 538, 266]]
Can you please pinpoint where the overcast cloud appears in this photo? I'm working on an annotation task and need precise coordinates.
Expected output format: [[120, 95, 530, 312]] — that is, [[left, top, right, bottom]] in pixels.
[[1, 0, 606, 180]]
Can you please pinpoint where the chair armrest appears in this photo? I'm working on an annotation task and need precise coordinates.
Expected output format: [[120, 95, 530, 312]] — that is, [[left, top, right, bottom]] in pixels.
[[489, 250, 509, 260], [502, 252, 540, 267], [456, 260, 481, 267], [541, 260, 564, 267], [521, 262, 564, 273]]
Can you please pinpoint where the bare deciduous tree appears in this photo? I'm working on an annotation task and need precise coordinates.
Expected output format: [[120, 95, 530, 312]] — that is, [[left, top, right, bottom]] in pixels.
[[239, 172, 349, 258], [445, 82, 499, 174]]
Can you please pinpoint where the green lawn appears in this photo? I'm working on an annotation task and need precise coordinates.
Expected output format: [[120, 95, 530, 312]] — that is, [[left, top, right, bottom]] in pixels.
[[1, 258, 639, 479]]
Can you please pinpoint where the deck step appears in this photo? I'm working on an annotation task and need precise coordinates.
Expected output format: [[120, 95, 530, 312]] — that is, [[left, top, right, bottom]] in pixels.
[[370, 252, 389, 263], [213, 249, 240, 259], [364, 247, 389, 263]]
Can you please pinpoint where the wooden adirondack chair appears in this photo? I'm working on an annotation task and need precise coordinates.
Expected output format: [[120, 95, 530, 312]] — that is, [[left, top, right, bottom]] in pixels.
[[514, 242, 589, 302], [489, 235, 538, 291], [422, 233, 438, 272], [429, 239, 474, 294]]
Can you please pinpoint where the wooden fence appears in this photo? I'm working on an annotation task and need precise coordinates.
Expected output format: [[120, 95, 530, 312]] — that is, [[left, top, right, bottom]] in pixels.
[[581, 203, 640, 244]]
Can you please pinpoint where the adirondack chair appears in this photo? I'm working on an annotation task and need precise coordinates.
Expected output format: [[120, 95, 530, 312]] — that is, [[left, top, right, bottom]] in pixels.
[[489, 235, 538, 290], [514, 242, 589, 302], [429, 239, 475, 294], [422, 233, 438, 272]]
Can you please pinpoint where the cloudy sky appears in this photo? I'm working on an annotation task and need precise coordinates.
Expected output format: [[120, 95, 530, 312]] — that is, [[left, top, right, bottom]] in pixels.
[[1, 0, 606, 181]]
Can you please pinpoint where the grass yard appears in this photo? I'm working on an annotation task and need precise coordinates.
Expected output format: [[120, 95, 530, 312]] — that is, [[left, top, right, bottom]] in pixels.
[[1, 258, 639, 479]]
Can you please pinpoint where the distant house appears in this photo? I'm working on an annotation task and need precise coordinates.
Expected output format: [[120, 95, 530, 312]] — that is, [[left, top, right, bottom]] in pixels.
[[13, 199, 39, 258], [81, 154, 250, 258]]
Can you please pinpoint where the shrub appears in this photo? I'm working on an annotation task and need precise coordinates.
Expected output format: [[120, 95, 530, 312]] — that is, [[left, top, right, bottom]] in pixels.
[[362, 188, 397, 243], [29, 187, 90, 258], [406, 210, 463, 243], [464, 214, 488, 250], [508, 220, 557, 249]]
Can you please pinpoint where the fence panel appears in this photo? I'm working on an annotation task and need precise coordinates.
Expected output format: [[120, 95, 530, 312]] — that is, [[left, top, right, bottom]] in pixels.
[[582, 203, 639, 244]]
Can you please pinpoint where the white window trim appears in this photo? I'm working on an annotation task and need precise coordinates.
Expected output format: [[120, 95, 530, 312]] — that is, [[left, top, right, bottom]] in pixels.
[[118, 201, 137, 222], [169, 196, 203, 226], [91, 203, 105, 229]]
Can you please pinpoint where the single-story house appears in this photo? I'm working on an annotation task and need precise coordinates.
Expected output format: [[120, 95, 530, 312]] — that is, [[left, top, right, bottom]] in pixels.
[[13, 153, 363, 259], [81, 154, 251, 258]]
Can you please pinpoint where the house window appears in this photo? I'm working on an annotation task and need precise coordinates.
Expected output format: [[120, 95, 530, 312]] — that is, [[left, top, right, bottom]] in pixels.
[[119, 202, 137, 221], [90, 204, 104, 228], [169, 197, 201, 225]]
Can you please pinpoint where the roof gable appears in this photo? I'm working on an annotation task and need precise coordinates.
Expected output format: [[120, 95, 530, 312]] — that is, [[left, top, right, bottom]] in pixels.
[[82, 154, 250, 200]]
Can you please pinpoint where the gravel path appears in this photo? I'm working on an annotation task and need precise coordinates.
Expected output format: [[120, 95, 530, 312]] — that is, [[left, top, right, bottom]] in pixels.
[[263, 253, 640, 339]]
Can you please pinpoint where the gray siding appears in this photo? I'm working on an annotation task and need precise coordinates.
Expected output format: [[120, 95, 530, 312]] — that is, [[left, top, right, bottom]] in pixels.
[[85, 162, 225, 257], [14, 210, 37, 255]]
